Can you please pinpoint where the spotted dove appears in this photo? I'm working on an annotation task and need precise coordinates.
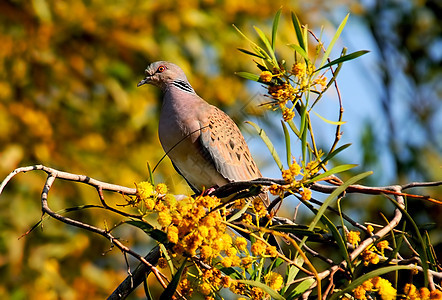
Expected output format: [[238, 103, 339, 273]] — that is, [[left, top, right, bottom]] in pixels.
[[137, 61, 268, 206]]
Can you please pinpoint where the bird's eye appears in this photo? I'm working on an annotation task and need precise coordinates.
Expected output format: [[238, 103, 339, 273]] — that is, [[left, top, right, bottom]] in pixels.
[[157, 66, 166, 73]]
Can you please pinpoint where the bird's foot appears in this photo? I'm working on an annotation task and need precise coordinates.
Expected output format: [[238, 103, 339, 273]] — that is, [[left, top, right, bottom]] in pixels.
[[203, 187, 217, 196]]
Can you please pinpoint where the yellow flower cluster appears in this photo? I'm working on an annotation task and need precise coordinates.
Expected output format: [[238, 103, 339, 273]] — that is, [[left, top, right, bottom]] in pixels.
[[404, 284, 442, 300], [252, 198, 267, 218], [167, 195, 227, 259], [179, 278, 194, 297], [359, 239, 390, 266], [268, 83, 296, 106], [361, 246, 380, 266], [305, 160, 320, 176], [197, 268, 231, 296], [265, 271, 284, 291], [259, 71, 273, 83], [250, 287, 265, 299], [347, 230, 361, 247], [282, 161, 301, 182], [300, 188, 312, 201], [251, 240, 267, 256], [353, 277, 396, 300], [269, 184, 285, 197], [377, 240, 389, 251], [282, 107, 295, 121], [136, 181, 155, 201], [292, 62, 307, 78], [135, 181, 171, 210], [136, 182, 284, 299], [313, 75, 328, 91], [430, 290, 442, 299]]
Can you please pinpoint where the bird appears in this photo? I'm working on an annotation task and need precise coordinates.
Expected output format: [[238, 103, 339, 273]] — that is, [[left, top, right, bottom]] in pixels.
[[137, 61, 269, 206]]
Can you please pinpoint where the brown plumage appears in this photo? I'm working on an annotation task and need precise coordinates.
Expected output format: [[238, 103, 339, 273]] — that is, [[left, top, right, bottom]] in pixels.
[[137, 61, 268, 205]]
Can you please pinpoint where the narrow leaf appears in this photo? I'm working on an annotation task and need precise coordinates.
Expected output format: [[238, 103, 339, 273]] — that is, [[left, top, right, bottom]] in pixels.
[[287, 119, 300, 136], [159, 243, 175, 274], [147, 162, 154, 184], [227, 200, 252, 222], [254, 26, 278, 65], [320, 214, 352, 271], [287, 44, 310, 62], [299, 104, 307, 164], [235, 71, 260, 81], [317, 50, 369, 71], [306, 164, 357, 184], [321, 143, 351, 166], [269, 224, 326, 238], [387, 196, 430, 286], [308, 171, 372, 231], [159, 259, 187, 300], [291, 12, 305, 51], [246, 121, 283, 171], [319, 13, 349, 69], [285, 278, 315, 299], [271, 8, 282, 50], [282, 262, 302, 294], [126, 220, 169, 244], [330, 265, 414, 300], [312, 110, 347, 125], [238, 47, 267, 59], [281, 121, 291, 167]]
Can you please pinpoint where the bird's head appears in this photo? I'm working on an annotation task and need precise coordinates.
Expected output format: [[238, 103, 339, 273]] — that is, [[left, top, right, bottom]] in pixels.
[[137, 61, 188, 90]]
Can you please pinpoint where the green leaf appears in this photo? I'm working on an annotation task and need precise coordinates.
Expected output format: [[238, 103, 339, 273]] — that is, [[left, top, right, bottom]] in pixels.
[[254, 26, 278, 65], [312, 110, 347, 125], [317, 50, 369, 71], [291, 12, 305, 51], [287, 119, 300, 136], [308, 171, 372, 231], [159, 243, 174, 274], [227, 199, 252, 222], [126, 220, 169, 244], [269, 224, 327, 237], [238, 47, 267, 59], [306, 164, 358, 184], [246, 121, 283, 171], [282, 262, 302, 294], [320, 214, 352, 272], [236, 280, 285, 300], [264, 257, 284, 280], [281, 121, 291, 167], [387, 196, 430, 286], [235, 71, 260, 81], [299, 104, 307, 164], [284, 278, 315, 299], [319, 13, 349, 69], [287, 44, 310, 62], [271, 8, 282, 51], [330, 265, 414, 300], [159, 259, 187, 300], [320, 143, 351, 166], [219, 267, 242, 279], [147, 162, 154, 184]]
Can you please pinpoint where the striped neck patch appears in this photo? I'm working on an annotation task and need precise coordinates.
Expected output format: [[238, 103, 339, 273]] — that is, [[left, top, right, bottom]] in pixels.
[[172, 80, 195, 94]]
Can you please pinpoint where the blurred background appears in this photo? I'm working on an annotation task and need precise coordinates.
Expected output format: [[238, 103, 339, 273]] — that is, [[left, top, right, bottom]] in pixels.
[[0, 0, 440, 298]]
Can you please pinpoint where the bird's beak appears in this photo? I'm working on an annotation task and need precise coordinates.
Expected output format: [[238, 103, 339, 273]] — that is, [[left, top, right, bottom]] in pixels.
[[137, 77, 151, 87]]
